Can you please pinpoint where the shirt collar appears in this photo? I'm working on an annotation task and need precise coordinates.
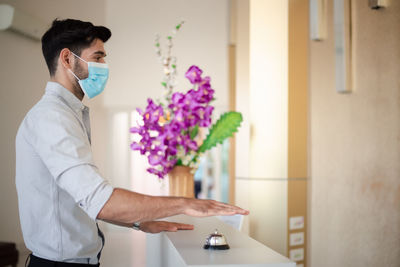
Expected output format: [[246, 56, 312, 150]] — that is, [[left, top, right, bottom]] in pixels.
[[45, 82, 87, 113]]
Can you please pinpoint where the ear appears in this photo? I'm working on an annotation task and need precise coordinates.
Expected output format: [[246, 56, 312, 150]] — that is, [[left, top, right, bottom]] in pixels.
[[59, 48, 74, 70]]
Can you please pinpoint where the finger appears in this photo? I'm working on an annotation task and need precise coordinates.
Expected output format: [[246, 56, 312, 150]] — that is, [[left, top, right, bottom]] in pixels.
[[169, 222, 194, 230], [175, 223, 194, 230], [205, 199, 239, 209], [210, 209, 237, 216], [216, 202, 249, 212], [208, 205, 249, 216], [158, 222, 177, 232], [225, 207, 249, 215], [212, 202, 250, 215]]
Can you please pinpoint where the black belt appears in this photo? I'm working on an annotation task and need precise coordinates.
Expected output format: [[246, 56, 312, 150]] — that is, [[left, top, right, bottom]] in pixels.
[[27, 254, 100, 267]]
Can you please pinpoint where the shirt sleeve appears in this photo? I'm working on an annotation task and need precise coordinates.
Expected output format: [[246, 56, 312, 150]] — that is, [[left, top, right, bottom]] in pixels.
[[27, 104, 113, 219], [59, 164, 114, 220]]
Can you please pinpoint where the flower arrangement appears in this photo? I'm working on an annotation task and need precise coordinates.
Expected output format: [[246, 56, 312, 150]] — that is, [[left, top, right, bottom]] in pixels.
[[130, 22, 242, 179]]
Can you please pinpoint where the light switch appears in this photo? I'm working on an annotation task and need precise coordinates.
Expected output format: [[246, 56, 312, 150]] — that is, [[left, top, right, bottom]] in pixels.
[[289, 216, 304, 230], [290, 248, 304, 262], [290, 232, 305, 246]]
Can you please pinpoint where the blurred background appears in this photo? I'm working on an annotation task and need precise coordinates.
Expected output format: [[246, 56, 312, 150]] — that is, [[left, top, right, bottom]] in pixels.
[[0, 0, 399, 267]]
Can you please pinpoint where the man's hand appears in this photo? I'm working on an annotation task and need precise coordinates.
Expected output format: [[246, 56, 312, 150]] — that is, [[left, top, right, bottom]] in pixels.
[[183, 198, 249, 217], [98, 188, 249, 225], [139, 221, 194, 234]]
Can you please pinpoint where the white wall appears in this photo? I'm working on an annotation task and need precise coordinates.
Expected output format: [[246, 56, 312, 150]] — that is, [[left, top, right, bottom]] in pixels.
[[234, 0, 289, 256], [233, 0, 251, 180], [104, 0, 229, 110], [249, 0, 288, 255]]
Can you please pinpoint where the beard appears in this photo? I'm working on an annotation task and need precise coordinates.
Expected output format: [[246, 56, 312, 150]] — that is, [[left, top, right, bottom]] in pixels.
[[72, 60, 88, 99]]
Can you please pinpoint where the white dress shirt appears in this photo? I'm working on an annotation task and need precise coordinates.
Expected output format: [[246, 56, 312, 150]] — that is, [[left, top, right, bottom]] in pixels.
[[15, 81, 114, 264]]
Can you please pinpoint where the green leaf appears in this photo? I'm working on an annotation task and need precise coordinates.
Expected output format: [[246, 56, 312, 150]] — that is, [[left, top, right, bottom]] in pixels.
[[176, 158, 183, 166], [167, 36, 172, 40], [176, 24, 181, 30], [190, 125, 199, 139], [190, 154, 198, 164], [161, 82, 167, 87], [198, 112, 242, 153]]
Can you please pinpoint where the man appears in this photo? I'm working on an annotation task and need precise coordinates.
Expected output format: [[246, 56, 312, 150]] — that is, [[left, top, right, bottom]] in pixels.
[[15, 19, 248, 267]]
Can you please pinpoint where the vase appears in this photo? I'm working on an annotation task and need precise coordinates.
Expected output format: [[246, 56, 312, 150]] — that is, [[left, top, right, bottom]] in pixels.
[[168, 166, 195, 198]]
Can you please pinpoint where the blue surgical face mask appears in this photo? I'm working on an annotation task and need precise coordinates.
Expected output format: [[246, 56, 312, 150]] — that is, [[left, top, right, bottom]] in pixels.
[[69, 51, 109, 99]]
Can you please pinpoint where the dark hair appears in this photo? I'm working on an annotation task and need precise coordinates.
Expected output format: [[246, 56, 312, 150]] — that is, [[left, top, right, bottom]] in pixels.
[[41, 19, 111, 76]]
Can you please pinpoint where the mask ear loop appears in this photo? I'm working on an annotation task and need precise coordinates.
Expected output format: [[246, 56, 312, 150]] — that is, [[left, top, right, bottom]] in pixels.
[[70, 51, 88, 63], [68, 51, 87, 81], [68, 69, 81, 81]]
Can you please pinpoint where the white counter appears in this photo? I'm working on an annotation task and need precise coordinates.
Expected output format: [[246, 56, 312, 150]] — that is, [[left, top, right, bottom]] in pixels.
[[146, 215, 295, 267]]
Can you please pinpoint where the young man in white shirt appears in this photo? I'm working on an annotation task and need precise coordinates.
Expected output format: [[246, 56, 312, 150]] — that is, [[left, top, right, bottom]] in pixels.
[[16, 19, 248, 267]]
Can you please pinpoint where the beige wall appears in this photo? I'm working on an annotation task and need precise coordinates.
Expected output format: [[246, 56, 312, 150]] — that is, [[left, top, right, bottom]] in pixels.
[[103, 0, 229, 110], [309, 1, 400, 266], [0, 0, 106, 249]]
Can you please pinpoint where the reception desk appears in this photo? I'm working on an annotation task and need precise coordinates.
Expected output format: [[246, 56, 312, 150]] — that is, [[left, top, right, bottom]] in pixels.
[[147, 215, 295, 267]]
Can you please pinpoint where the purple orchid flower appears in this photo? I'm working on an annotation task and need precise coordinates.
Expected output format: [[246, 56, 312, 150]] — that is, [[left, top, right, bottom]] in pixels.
[[182, 136, 198, 153], [193, 105, 214, 127], [147, 168, 164, 178], [142, 99, 164, 126], [195, 78, 214, 103], [130, 65, 217, 179], [185, 65, 203, 84], [148, 153, 163, 166]]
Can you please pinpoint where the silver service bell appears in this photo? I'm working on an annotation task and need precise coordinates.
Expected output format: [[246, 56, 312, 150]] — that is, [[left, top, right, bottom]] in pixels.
[[203, 229, 230, 250]]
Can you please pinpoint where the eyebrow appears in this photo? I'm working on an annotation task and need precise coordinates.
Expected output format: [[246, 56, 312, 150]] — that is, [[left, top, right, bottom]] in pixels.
[[92, 51, 107, 57]]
